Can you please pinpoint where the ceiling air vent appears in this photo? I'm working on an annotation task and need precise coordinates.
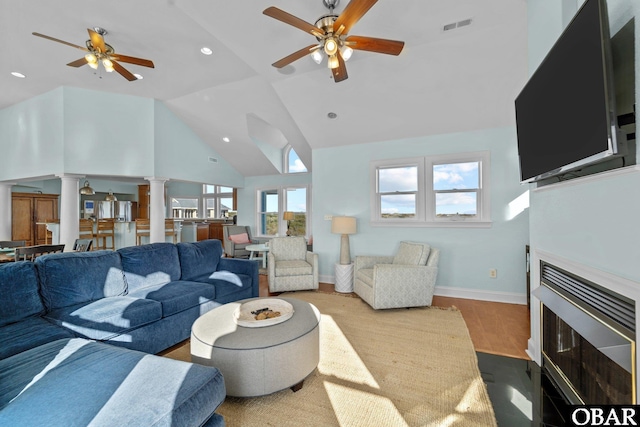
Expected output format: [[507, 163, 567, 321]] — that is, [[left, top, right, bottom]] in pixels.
[[208, 156, 218, 163], [443, 18, 473, 32]]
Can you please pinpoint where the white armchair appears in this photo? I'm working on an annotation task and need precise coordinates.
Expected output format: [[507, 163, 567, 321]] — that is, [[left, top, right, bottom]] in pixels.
[[267, 236, 319, 292], [354, 241, 439, 310]]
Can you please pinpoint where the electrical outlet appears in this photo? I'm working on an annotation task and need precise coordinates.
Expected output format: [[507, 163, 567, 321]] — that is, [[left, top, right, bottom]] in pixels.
[[489, 269, 497, 279], [324, 215, 333, 221]]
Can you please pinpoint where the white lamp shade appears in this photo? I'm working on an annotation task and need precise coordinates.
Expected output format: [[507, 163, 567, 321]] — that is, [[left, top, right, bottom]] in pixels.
[[331, 216, 356, 235]]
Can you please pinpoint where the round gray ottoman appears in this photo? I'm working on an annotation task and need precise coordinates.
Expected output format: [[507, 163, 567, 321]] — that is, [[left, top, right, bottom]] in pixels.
[[190, 297, 320, 397]]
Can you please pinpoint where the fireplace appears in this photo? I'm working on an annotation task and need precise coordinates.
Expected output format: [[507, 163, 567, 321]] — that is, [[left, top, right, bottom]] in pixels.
[[534, 261, 636, 404]]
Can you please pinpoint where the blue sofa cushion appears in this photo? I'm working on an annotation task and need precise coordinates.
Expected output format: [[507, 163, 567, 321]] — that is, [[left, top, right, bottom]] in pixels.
[[0, 338, 226, 427], [0, 317, 74, 361], [118, 243, 182, 292], [197, 276, 254, 304], [177, 240, 223, 282], [36, 251, 127, 311], [0, 262, 44, 327], [44, 296, 162, 341], [127, 280, 216, 317]]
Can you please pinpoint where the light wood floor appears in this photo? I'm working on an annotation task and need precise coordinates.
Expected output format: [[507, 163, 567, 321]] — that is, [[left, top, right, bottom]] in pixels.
[[260, 275, 531, 360]]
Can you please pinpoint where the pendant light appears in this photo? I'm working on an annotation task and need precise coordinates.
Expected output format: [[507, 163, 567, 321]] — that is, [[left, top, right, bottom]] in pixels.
[[79, 180, 95, 195], [105, 190, 118, 202]]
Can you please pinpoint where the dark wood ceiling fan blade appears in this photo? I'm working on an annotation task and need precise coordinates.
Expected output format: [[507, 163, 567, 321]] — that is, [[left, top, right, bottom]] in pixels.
[[333, 0, 378, 36], [111, 54, 155, 68], [345, 35, 404, 55], [332, 52, 348, 83], [67, 58, 88, 67], [272, 45, 319, 68], [111, 60, 137, 81], [263, 7, 324, 38], [32, 32, 88, 51], [87, 28, 106, 53]]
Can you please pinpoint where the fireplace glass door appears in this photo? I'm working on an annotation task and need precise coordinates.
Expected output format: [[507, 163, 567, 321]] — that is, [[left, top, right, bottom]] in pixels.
[[543, 305, 633, 404]]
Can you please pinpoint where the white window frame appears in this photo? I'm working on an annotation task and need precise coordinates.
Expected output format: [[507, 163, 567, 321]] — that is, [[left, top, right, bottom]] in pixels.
[[203, 185, 234, 219], [255, 185, 312, 238], [370, 151, 491, 228]]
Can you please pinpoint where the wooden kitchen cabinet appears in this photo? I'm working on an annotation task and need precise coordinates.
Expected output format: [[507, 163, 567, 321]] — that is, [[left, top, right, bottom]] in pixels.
[[12, 193, 59, 246], [138, 184, 150, 219]]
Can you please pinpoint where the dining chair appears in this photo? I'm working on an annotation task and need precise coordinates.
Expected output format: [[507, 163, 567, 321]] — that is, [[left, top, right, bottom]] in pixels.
[[0, 240, 26, 249], [95, 219, 115, 250], [14, 244, 65, 261], [165, 219, 177, 243], [79, 219, 96, 250], [135, 219, 150, 245], [73, 238, 93, 252]]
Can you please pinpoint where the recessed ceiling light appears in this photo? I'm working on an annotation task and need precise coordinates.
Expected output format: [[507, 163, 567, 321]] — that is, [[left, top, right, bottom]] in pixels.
[[327, 112, 338, 119], [11, 72, 26, 78], [222, 137, 231, 143], [133, 74, 143, 80], [201, 47, 213, 55]]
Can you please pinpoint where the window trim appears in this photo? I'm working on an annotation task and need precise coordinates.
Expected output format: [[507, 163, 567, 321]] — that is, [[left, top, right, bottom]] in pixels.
[[370, 151, 491, 228]]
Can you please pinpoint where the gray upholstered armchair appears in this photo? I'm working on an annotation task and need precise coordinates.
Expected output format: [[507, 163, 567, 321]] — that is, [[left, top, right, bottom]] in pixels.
[[354, 241, 439, 310], [222, 225, 256, 258], [267, 236, 318, 292]]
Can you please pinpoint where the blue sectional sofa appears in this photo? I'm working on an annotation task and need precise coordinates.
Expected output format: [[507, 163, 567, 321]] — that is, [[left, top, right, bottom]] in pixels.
[[0, 239, 260, 426]]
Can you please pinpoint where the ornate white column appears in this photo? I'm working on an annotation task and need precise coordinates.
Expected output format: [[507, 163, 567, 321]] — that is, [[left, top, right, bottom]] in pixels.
[[0, 182, 15, 240], [146, 177, 168, 243], [57, 174, 81, 251]]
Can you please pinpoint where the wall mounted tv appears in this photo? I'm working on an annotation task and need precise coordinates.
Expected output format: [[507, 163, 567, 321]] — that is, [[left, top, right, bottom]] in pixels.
[[515, 0, 623, 184]]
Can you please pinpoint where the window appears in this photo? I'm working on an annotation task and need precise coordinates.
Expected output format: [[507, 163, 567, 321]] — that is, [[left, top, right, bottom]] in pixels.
[[256, 185, 311, 237], [171, 198, 199, 218], [433, 161, 479, 219], [284, 145, 307, 173], [285, 187, 307, 236], [371, 151, 490, 227], [257, 189, 279, 236], [378, 164, 420, 219], [203, 185, 234, 219]]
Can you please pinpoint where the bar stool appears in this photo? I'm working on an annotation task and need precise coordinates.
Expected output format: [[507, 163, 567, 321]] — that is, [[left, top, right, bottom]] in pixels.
[[79, 219, 96, 250], [135, 219, 150, 245], [165, 219, 177, 243], [95, 219, 115, 250]]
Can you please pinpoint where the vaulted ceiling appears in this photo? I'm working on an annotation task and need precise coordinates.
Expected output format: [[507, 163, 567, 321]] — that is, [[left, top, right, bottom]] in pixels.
[[0, 0, 527, 177]]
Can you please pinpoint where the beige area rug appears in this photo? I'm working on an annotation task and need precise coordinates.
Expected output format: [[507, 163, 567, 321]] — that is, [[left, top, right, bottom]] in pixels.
[[212, 291, 497, 427]]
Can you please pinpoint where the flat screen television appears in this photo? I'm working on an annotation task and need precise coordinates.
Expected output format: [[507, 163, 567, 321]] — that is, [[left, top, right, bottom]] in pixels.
[[515, 0, 623, 184]]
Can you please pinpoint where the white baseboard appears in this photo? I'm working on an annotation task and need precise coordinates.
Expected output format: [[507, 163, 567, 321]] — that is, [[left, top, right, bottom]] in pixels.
[[322, 276, 528, 305], [434, 286, 527, 305]]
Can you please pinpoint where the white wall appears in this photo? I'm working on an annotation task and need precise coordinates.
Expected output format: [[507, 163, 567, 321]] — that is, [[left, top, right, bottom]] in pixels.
[[0, 88, 65, 180], [0, 87, 243, 188], [526, 0, 640, 369], [312, 126, 530, 303]]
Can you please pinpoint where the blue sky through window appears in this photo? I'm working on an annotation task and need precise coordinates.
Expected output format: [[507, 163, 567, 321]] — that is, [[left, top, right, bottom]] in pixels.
[[433, 162, 479, 215]]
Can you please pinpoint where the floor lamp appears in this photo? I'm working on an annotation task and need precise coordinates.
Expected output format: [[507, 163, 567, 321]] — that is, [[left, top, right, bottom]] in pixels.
[[331, 216, 357, 265]]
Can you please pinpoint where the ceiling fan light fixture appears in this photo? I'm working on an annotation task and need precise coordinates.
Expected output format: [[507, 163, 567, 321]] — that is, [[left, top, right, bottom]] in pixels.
[[327, 54, 339, 69], [340, 45, 353, 61], [102, 58, 114, 72], [324, 38, 338, 56], [311, 49, 323, 64], [85, 53, 97, 64]]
